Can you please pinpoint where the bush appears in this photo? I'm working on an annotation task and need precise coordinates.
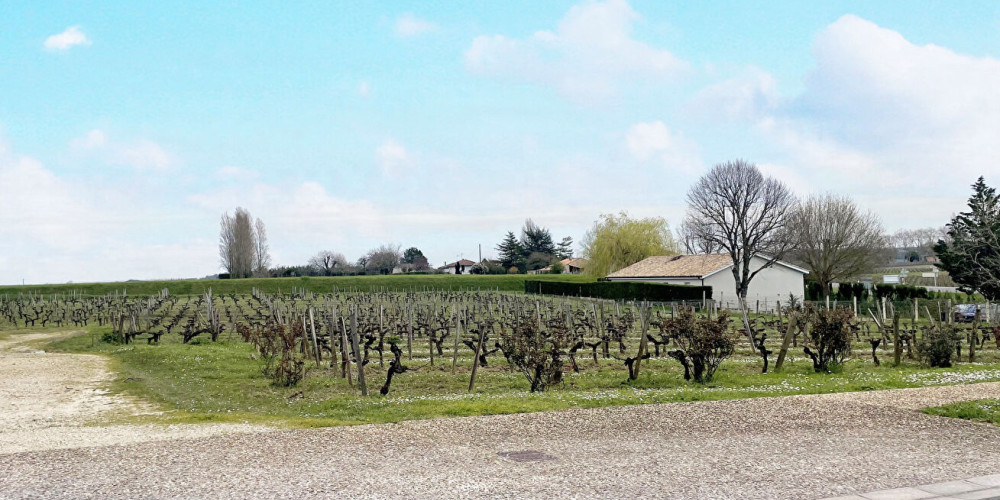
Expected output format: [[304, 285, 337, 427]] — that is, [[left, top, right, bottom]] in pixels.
[[496, 316, 575, 392], [237, 320, 307, 387], [873, 283, 929, 300], [662, 307, 736, 383], [806, 282, 825, 300], [550, 260, 564, 274], [101, 331, 126, 344], [803, 307, 853, 372], [917, 326, 961, 368], [834, 282, 866, 301], [525, 280, 711, 302]]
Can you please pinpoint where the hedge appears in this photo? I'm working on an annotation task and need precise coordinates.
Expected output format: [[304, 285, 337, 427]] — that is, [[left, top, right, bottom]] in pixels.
[[524, 280, 711, 302], [873, 283, 929, 300], [806, 282, 936, 302]]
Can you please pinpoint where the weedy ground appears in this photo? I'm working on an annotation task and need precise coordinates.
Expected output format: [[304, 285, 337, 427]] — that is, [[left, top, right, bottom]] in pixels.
[[924, 398, 1000, 425], [30, 321, 1000, 428]]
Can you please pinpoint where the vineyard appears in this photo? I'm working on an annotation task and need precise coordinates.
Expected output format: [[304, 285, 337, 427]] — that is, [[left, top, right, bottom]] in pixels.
[[6, 288, 1000, 425]]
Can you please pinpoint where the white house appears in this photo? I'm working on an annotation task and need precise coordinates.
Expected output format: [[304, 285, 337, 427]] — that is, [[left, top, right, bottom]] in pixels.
[[439, 259, 477, 275], [605, 253, 807, 308]]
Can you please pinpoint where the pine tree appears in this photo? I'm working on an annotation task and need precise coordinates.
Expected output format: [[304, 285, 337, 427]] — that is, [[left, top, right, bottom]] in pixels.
[[934, 177, 1000, 299], [556, 236, 574, 259], [520, 219, 555, 255], [496, 231, 523, 270]]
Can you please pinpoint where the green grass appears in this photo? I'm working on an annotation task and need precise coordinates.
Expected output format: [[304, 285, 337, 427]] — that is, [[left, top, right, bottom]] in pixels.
[[0, 274, 595, 297], [40, 327, 1000, 428], [924, 399, 1000, 425]]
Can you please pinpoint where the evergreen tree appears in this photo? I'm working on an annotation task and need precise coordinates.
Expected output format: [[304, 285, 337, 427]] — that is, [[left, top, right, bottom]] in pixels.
[[556, 236, 574, 259], [402, 247, 424, 264], [934, 177, 1000, 299], [496, 231, 523, 270], [520, 219, 555, 255]]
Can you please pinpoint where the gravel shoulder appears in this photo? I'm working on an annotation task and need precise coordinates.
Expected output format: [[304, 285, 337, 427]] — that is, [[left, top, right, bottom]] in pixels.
[[3, 331, 1000, 499], [2, 379, 999, 499], [0, 331, 272, 455]]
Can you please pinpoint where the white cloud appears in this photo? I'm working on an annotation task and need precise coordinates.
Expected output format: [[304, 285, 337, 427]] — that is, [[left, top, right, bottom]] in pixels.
[[395, 14, 438, 37], [464, 0, 688, 103], [624, 121, 701, 172], [0, 143, 97, 246], [375, 139, 413, 176], [70, 129, 174, 171], [44, 26, 91, 50], [358, 81, 371, 98], [688, 67, 779, 122], [793, 15, 1000, 187], [686, 14, 1000, 213], [0, 135, 217, 284], [187, 180, 388, 261]]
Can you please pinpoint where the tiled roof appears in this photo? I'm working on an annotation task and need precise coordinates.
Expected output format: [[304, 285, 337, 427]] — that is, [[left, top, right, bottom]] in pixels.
[[606, 254, 733, 279]]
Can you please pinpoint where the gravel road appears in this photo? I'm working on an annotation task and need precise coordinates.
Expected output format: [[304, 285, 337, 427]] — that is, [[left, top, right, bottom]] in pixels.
[[0, 332, 271, 454], [3, 381, 1000, 499], [3, 332, 1000, 499]]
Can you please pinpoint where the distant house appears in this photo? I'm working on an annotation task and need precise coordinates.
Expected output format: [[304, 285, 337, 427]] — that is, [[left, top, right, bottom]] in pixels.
[[529, 258, 587, 275], [605, 254, 808, 307], [440, 259, 477, 275]]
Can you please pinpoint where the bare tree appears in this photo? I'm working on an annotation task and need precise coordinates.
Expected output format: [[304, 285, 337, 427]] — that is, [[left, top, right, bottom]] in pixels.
[[365, 243, 402, 275], [678, 218, 721, 254], [253, 218, 272, 276], [685, 159, 797, 369], [219, 207, 258, 279], [787, 194, 887, 297], [309, 250, 347, 276]]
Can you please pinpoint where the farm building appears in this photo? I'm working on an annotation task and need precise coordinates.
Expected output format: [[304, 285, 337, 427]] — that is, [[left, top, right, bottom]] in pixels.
[[439, 259, 477, 275], [605, 254, 808, 308], [528, 258, 588, 275]]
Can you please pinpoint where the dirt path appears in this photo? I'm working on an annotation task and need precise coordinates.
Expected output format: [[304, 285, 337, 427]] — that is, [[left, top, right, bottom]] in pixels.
[[0, 331, 272, 454]]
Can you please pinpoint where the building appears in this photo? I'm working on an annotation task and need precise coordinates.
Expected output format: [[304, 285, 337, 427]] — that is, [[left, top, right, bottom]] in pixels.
[[528, 257, 587, 275], [439, 259, 477, 275], [605, 253, 808, 308]]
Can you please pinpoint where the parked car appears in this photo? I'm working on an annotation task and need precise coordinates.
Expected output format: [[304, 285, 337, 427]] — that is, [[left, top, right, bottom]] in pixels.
[[953, 304, 978, 322]]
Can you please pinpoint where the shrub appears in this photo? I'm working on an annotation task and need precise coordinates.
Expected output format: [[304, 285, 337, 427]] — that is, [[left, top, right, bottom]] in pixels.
[[550, 260, 564, 274], [803, 307, 853, 372], [237, 320, 307, 387], [525, 280, 710, 302], [873, 283, 929, 300], [496, 315, 575, 392], [663, 307, 736, 383], [101, 331, 126, 344], [917, 326, 961, 368]]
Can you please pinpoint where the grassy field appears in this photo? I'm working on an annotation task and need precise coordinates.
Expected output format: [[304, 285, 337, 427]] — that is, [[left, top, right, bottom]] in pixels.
[[38, 320, 1000, 428], [924, 399, 1000, 425], [0, 273, 595, 297]]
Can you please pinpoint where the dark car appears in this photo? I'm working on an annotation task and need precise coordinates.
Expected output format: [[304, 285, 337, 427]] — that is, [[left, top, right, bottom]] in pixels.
[[953, 304, 978, 322]]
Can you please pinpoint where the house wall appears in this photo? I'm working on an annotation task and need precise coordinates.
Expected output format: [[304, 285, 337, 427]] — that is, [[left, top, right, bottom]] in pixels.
[[441, 264, 471, 275], [703, 257, 805, 309], [607, 256, 805, 310]]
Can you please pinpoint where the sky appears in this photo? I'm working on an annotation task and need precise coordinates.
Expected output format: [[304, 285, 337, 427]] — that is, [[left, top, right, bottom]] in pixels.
[[2, 1, 999, 284]]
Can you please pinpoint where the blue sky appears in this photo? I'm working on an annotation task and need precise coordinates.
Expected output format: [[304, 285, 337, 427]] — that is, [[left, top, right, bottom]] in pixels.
[[2, 1, 999, 284]]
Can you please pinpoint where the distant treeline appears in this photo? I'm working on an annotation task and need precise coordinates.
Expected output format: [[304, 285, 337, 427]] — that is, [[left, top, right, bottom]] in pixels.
[[0, 274, 596, 298]]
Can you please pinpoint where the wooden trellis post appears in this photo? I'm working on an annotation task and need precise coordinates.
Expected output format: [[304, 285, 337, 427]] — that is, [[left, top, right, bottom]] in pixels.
[[351, 308, 367, 396]]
